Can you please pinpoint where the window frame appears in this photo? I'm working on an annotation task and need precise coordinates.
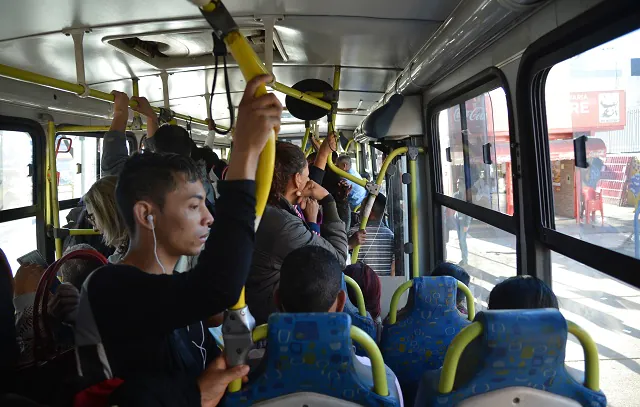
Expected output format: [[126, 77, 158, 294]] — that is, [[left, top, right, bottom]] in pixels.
[[517, 0, 640, 288], [0, 115, 48, 260], [426, 68, 520, 269]]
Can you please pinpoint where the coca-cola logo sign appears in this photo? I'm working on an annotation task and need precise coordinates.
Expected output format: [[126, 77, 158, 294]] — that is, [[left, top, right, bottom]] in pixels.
[[453, 106, 486, 122]]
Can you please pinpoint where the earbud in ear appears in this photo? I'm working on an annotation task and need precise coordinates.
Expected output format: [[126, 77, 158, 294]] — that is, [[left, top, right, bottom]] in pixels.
[[147, 214, 154, 227]]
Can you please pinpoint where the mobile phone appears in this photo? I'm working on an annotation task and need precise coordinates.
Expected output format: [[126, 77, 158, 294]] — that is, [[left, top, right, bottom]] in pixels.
[[17, 250, 49, 268]]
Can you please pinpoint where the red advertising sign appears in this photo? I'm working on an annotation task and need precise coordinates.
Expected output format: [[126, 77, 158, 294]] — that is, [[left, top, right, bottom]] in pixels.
[[570, 90, 626, 131]]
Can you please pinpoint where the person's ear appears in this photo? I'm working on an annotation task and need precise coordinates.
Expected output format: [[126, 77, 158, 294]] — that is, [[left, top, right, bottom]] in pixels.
[[293, 172, 303, 191], [133, 201, 155, 231], [336, 290, 347, 313], [274, 289, 283, 312]]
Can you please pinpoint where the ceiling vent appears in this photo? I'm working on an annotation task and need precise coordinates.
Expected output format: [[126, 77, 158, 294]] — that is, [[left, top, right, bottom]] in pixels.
[[103, 26, 288, 70]]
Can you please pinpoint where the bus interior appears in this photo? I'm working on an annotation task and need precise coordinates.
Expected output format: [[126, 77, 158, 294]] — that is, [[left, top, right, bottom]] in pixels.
[[1, 0, 639, 406]]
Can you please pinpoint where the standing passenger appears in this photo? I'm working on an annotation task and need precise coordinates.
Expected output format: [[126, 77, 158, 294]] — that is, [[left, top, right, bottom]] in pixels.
[[336, 155, 367, 209], [246, 141, 348, 325], [74, 75, 281, 403]]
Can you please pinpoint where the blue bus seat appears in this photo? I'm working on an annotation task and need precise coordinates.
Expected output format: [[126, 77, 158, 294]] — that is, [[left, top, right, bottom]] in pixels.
[[342, 274, 378, 355], [222, 313, 401, 407], [414, 309, 607, 407], [380, 276, 471, 405]]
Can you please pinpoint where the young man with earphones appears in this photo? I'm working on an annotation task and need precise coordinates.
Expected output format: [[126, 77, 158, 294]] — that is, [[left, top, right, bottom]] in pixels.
[[74, 75, 282, 406]]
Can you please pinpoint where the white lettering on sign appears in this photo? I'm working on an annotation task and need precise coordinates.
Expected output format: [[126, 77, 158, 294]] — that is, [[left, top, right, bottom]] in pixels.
[[453, 106, 486, 122], [571, 101, 590, 115]]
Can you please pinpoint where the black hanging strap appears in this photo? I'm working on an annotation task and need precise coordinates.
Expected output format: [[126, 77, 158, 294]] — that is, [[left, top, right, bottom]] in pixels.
[[209, 32, 234, 135]]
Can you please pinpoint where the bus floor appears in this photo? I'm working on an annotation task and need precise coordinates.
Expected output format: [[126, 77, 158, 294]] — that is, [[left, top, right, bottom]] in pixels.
[[445, 231, 640, 407]]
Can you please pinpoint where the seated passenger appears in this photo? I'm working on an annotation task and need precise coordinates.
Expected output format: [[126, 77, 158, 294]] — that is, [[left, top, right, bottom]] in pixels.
[[488, 274, 558, 309], [74, 75, 280, 403], [431, 262, 471, 315], [84, 176, 129, 264], [246, 141, 348, 325], [349, 194, 395, 276], [343, 262, 382, 323], [416, 275, 560, 398], [13, 244, 102, 367], [336, 154, 367, 209], [274, 246, 404, 406]]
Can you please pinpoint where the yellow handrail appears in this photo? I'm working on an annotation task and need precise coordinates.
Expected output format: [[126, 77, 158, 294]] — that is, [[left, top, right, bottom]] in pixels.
[[270, 81, 332, 111], [56, 125, 147, 133], [438, 322, 483, 393], [345, 138, 355, 153], [251, 324, 389, 397], [0, 63, 229, 132], [387, 279, 413, 325], [301, 126, 311, 153], [344, 275, 367, 317], [327, 152, 367, 188], [567, 321, 600, 391]]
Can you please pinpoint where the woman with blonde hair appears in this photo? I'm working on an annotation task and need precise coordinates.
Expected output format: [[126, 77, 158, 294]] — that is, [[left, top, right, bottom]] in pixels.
[[84, 176, 129, 263]]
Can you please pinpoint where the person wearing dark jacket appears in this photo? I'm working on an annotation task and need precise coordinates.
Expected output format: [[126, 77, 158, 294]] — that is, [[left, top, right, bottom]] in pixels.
[[74, 75, 282, 406], [246, 140, 348, 325]]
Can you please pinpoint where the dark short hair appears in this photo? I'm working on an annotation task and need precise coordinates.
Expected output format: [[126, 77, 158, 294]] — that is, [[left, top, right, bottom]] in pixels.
[[336, 155, 352, 168], [371, 193, 387, 218], [151, 125, 193, 157], [279, 246, 343, 313], [115, 152, 201, 234], [431, 262, 470, 305], [198, 147, 220, 174], [488, 275, 559, 310]]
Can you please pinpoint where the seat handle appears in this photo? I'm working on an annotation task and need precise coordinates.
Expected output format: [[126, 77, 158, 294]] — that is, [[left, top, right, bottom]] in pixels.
[[250, 324, 390, 397], [387, 279, 475, 325], [437, 320, 601, 394], [344, 275, 367, 317]]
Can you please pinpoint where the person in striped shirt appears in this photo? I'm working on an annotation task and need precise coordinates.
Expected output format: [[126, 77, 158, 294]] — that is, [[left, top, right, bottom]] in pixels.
[[348, 193, 395, 276]]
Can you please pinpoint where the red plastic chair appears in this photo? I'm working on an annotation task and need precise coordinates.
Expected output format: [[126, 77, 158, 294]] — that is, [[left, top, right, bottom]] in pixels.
[[585, 188, 604, 226]]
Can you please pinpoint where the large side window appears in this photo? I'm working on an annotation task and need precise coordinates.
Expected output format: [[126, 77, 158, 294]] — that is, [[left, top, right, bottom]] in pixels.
[[437, 88, 513, 215], [544, 28, 640, 262], [0, 130, 37, 273]]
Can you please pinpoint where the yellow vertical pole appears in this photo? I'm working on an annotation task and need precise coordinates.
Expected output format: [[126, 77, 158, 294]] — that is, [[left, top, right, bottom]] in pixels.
[[47, 121, 63, 259], [132, 78, 140, 118], [408, 157, 420, 278]]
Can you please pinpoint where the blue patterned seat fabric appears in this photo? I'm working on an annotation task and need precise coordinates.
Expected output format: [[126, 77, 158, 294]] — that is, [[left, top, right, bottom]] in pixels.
[[414, 309, 607, 407], [222, 313, 401, 407], [380, 276, 471, 405], [342, 274, 378, 356]]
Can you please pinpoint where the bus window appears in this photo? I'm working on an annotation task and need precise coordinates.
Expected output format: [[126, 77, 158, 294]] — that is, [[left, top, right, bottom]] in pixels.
[[0, 130, 36, 273], [437, 88, 513, 215], [0, 130, 33, 210], [551, 251, 640, 407], [56, 135, 98, 200], [544, 27, 640, 261], [441, 208, 516, 311]]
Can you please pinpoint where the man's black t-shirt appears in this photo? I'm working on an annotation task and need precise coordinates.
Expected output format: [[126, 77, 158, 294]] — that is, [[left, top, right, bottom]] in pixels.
[[75, 180, 255, 388]]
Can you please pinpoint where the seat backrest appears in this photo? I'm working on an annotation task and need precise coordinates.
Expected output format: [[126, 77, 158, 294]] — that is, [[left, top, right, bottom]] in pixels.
[[341, 274, 378, 353], [419, 309, 606, 407], [380, 276, 471, 404], [223, 313, 400, 407]]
